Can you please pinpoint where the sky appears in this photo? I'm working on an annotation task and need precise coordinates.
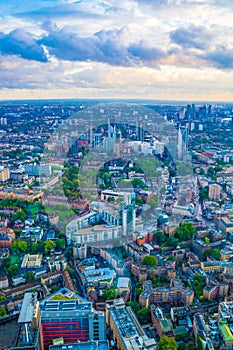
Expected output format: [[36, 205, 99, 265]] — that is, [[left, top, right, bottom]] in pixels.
[[0, 0, 233, 101]]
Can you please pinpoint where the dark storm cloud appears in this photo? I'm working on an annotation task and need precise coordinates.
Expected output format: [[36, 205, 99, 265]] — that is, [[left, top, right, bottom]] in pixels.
[[170, 25, 211, 50], [0, 29, 48, 62]]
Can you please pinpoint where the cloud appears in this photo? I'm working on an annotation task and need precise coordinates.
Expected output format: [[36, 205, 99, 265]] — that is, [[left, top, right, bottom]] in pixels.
[[128, 41, 167, 62], [170, 25, 211, 50], [40, 27, 169, 66], [0, 29, 48, 62], [205, 46, 233, 68]]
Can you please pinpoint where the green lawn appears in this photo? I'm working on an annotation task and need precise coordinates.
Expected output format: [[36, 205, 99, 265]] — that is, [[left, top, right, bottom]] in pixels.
[[10, 255, 20, 265]]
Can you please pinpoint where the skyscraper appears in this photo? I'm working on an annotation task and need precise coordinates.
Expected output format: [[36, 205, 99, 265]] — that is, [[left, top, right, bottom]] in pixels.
[[177, 126, 188, 161]]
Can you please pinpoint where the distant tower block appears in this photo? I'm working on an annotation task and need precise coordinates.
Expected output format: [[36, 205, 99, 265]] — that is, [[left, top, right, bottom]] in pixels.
[[178, 126, 188, 161], [209, 184, 221, 200]]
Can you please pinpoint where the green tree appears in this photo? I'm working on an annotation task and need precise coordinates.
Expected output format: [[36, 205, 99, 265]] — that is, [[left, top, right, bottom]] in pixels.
[[102, 288, 117, 301], [153, 231, 166, 244], [44, 240, 56, 254], [142, 255, 158, 266], [167, 237, 179, 247], [26, 271, 36, 283], [11, 209, 26, 222], [131, 178, 144, 188], [56, 239, 66, 250], [31, 242, 39, 253], [176, 222, 195, 241], [136, 288, 143, 301], [158, 336, 178, 350], [136, 308, 151, 324], [136, 198, 144, 205], [210, 248, 220, 260], [11, 240, 28, 253], [0, 307, 7, 318], [51, 285, 59, 293], [126, 301, 140, 313], [7, 264, 19, 277], [204, 237, 210, 244], [193, 274, 205, 299], [199, 186, 209, 200]]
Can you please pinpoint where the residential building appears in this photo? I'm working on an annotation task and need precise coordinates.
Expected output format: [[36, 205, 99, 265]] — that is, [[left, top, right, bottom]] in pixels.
[[139, 280, 194, 308], [21, 254, 42, 269], [0, 167, 10, 182], [208, 184, 221, 200], [151, 306, 173, 338], [73, 243, 87, 259], [106, 298, 156, 350]]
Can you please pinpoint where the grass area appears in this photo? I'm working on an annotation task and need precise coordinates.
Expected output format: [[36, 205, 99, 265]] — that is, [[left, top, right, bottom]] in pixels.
[[46, 207, 74, 221], [50, 295, 78, 301], [10, 255, 20, 265]]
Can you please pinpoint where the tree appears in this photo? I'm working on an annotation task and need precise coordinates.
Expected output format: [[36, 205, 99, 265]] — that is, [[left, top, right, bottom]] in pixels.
[[102, 172, 110, 184], [142, 255, 158, 266], [203, 248, 220, 260], [51, 285, 59, 293], [210, 248, 220, 260], [158, 336, 178, 350], [126, 301, 140, 313], [0, 307, 7, 318], [136, 288, 143, 301], [44, 240, 56, 254], [11, 209, 26, 222], [176, 222, 195, 241], [26, 271, 36, 283], [7, 264, 19, 277], [193, 274, 205, 299], [11, 240, 28, 253], [199, 186, 209, 200], [136, 308, 151, 324], [136, 198, 144, 205], [154, 231, 166, 244], [131, 178, 144, 188], [101, 288, 117, 301], [204, 237, 210, 244], [167, 237, 179, 247], [56, 239, 66, 250], [31, 242, 39, 253]]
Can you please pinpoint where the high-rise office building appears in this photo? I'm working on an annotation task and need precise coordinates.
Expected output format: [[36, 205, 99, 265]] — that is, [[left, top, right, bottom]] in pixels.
[[40, 288, 106, 350], [177, 126, 188, 161]]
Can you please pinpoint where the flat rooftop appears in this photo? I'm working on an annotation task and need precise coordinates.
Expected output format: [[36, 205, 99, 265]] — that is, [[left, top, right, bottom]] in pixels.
[[49, 341, 109, 350], [18, 292, 37, 324]]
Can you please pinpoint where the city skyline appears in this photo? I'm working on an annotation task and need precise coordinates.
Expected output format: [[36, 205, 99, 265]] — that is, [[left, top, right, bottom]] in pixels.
[[0, 0, 233, 101]]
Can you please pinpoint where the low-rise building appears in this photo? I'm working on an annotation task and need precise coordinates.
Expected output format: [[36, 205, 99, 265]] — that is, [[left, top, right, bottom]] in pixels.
[[200, 261, 221, 272], [20, 226, 44, 241], [21, 254, 42, 269], [139, 280, 194, 308], [0, 273, 9, 289], [117, 277, 130, 297], [151, 305, 173, 338]]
